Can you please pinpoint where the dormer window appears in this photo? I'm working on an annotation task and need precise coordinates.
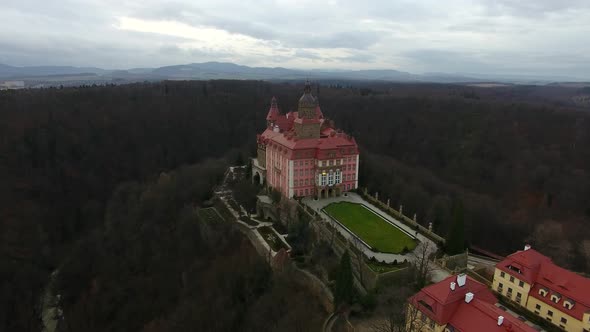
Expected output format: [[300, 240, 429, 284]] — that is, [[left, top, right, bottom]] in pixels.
[[538, 288, 548, 297], [563, 299, 575, 310], [507, 265, 522, 274], [551, 293, 562, 303]]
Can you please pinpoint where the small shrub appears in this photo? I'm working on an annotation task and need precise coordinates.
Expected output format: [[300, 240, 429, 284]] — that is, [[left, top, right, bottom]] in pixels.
[[393, 259, 398, 265]]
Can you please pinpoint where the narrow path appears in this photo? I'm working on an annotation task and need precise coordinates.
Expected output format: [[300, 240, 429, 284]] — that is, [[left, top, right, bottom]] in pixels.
[[41, 269, 60, 332]]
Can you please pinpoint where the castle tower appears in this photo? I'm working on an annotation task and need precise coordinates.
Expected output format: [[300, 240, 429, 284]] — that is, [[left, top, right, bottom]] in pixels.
[[294, 81, 321, 139]]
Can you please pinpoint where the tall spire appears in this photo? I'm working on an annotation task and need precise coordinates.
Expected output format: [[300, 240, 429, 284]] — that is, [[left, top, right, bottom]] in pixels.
[[304, 80, 312, 94]]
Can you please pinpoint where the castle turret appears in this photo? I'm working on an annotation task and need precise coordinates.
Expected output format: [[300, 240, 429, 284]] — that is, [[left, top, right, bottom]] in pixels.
[[266, 96, 280, 128]]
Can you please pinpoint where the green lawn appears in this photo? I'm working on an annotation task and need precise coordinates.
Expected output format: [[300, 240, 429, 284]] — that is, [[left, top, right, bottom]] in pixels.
[[323, 202, 417, 254]]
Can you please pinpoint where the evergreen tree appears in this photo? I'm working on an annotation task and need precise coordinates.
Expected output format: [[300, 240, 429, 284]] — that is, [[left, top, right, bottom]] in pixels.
[[446, 200, 465, 255], [334, 251, 354, 306]]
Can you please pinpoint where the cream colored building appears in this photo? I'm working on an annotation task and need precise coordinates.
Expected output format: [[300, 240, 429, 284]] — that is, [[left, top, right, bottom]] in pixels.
[[493, 245, 590, 331]]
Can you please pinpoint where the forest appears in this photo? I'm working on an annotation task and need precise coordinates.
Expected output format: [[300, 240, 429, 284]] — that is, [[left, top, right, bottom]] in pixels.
[[1, 80, 589, 331]]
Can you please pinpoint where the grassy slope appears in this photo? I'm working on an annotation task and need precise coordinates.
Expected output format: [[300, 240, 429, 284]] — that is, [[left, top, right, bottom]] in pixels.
[[324, 202, 417, 253]]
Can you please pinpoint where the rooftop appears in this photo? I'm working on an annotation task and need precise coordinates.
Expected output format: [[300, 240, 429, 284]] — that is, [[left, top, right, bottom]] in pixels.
[[496, 247, 590, 320], [410, 274, 535, 332]]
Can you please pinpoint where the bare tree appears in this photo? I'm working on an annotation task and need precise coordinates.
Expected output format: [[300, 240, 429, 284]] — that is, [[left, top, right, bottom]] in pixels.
[[411, 241, 434, 289], [371, 297, 429, 332], [351, 236, 366, 287]]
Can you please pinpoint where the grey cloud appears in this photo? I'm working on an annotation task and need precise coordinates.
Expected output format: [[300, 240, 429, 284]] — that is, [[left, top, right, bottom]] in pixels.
[[0, 0, 589, 78], [287, 31, 381, 49], [480, 0, 590, 17]]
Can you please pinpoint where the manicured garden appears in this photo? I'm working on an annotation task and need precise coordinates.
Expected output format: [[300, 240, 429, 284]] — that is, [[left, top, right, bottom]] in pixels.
[[323, 202, 417, 254], [257, 226, 290, 252]]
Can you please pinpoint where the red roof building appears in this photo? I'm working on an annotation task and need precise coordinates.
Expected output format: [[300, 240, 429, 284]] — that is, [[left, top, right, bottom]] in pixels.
[[493, 245, 590, 331], [252, 82, 359, 199], [409, 274, 536, 332]]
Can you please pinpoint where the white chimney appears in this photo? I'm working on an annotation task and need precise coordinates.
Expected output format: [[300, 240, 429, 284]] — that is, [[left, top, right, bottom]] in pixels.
[[497, 316, 504, 326], [273, 125, 280, 133], [465, 292, 474, 303], [524, 244, 531, 251], [450, 282, 456, 291], [457, 273, 467, 287]]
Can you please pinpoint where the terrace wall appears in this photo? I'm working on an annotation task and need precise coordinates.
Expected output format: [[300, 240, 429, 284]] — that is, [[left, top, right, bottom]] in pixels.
[[359, 190, 445, 246], [302, 201, 410, 291]]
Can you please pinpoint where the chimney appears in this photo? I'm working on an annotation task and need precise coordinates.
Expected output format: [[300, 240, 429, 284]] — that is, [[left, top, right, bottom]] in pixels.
[[524, 244, 531, 251], [497, 316, 504, 326], [450, 282, 456, 291], [457, 273, 467, 287], [465, 292, 474, 303]]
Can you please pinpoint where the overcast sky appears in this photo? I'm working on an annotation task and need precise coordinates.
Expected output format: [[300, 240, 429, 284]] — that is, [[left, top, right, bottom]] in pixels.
[[1, 0, 590, 78]]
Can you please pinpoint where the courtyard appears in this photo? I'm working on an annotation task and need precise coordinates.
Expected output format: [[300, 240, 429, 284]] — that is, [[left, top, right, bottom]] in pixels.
[[323, 202, 417, 254]]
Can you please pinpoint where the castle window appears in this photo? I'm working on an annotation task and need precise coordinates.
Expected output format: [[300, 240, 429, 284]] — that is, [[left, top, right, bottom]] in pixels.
[[510, 276, 515, 283], [547, 310, 553, 317], [551, 293, 561, 303], [535, 304, 541, 310], [305, 179, 309, 185], [335, 171, 341, 184], [560, 317, 567, 324], [501, 271, 505, 278], [328, 172, 334, 186], [519, 281, 524, 287]]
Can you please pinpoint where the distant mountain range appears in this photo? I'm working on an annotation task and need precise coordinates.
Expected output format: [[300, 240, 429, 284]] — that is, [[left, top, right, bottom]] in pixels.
[[0, 62, 586, 87]]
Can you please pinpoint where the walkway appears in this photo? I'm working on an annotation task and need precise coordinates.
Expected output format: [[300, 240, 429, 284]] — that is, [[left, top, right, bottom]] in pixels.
[[302, 193, 439, 264]]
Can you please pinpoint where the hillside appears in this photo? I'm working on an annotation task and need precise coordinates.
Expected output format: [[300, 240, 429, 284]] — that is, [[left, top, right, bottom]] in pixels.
[[1, 80, 589, 330]]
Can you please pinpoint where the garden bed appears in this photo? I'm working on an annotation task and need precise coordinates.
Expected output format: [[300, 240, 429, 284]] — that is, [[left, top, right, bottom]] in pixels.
[[239, 216, 259, 226], [258, 226, 289, 252]]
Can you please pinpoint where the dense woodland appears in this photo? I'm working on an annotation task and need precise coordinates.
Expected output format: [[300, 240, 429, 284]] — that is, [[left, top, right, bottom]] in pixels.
[[1, 80, 590, 330]]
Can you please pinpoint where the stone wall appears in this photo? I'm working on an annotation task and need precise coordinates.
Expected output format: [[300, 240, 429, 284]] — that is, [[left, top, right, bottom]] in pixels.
[[290, 265, 335, 313], [438, 252, 468, 273], [294, 122, 320, 139], [361, 190, 445, 245]]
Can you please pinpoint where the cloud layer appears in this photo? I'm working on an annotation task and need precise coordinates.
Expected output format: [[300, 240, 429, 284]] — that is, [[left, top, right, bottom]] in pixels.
[[1, 0, 589, 78]]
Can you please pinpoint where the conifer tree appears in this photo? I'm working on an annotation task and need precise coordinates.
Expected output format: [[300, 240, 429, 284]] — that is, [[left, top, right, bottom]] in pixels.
[[446, 200, 465, 255], [334, 251, 354, 306]]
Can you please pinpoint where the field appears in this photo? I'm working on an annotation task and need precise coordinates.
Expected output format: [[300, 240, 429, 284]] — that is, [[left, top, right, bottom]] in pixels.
[[323, 202, 417, 254]]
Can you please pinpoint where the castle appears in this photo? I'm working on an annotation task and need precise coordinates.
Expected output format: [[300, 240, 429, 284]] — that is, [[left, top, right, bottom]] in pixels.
[[252, 82, 359, 199]]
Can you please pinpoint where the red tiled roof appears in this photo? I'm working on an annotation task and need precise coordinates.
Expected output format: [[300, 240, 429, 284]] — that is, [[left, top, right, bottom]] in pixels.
[[410, 275, 496, 325], [497, 249, 590, 321], [266, 97, 280, 121], [410, 275, 536, 332], [495, 248, 551, 284], [449, 299, 535, 332]]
